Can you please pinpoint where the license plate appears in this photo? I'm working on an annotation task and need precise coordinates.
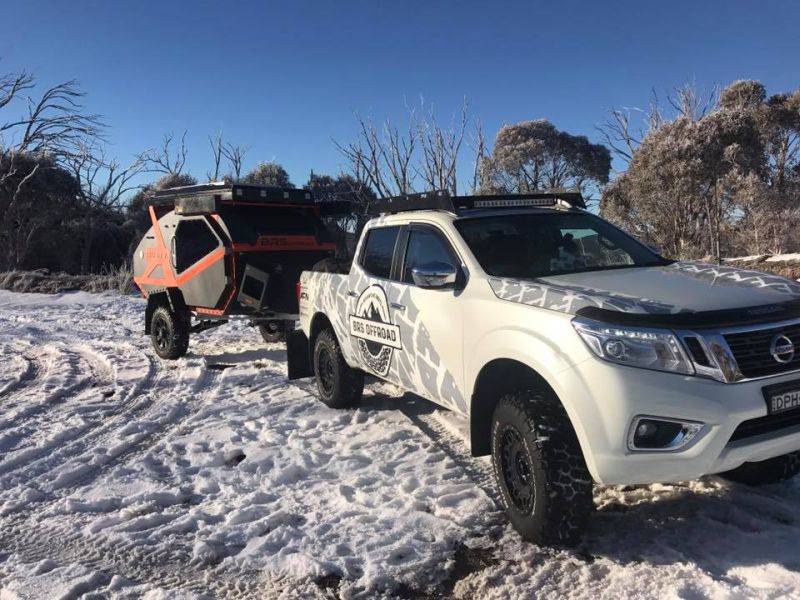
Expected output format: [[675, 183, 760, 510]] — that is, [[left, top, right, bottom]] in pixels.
[[762, 381, 800, 414]]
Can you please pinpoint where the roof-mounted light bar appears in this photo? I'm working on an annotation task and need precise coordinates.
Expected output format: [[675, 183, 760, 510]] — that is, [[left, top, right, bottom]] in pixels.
[[369, 189, 585, 215], [470, 197, 557, 208]]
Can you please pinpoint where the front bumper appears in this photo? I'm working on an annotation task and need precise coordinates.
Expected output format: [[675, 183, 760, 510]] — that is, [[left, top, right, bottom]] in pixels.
[[556, 357, 800, 485]]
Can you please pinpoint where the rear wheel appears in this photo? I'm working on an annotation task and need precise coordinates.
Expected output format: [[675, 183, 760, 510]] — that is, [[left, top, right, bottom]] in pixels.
[[313, 328, 363, 408], [150, 306, 190, 360], [720, 451, 800, 486], [491, 388, 593, 546]]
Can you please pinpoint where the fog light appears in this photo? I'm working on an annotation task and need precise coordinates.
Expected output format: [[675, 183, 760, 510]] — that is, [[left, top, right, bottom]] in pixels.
[[628, 417, 705, 452], [636, 421, 658, 439]]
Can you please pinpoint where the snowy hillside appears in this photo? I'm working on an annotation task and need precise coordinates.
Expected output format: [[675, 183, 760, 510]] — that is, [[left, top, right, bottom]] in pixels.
[[1, 290, 800, 598]]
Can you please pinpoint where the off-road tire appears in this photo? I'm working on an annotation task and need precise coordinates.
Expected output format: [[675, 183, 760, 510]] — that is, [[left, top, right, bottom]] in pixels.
[[259, 320, 294, 344], [313, 328, 363, 408], [150, 306, 190, 360], [490, 388, 593, 546], [720, 451, 800, 486]]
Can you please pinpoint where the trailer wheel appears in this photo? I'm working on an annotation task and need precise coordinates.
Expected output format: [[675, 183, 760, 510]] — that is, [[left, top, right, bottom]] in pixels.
[[313, 328, 363, 408], [491, 388, 593, 546], [150, 306, 190, 360], [259, 320, 293, 344]]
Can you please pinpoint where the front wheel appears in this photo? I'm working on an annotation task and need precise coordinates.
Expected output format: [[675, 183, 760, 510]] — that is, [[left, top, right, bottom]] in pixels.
[[491, 389, 593, 546], [720, 451, 800, 486], [313, 329, 363, 408], [150, 306, 190, 360]]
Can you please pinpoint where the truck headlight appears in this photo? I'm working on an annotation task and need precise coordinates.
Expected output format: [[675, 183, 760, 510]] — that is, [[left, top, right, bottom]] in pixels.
[[572, 318, 694, 375]]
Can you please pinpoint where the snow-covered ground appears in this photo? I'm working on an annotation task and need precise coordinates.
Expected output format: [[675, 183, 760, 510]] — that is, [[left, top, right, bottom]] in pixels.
[[2, 290, 800, 599]]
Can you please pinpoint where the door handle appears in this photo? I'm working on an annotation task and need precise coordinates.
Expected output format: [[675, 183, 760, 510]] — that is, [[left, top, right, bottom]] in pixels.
[[390, 302, 406, 311], [347, 290, 359, 298]]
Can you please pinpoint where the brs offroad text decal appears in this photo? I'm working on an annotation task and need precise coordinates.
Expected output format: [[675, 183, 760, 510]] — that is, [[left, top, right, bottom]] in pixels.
[[349, 285, 401, 376]]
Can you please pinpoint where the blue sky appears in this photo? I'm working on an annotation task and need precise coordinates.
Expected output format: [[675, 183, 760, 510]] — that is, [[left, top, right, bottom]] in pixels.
[[1, 0, 798, 191]]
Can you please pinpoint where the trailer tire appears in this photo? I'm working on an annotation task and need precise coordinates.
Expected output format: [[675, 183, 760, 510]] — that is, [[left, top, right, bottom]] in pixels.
[[259, 320, 293, 344], [150, 306, 190, 360], [313, 328, 363, 408], [490, 388, 593, 546], [720, 451, 800, 486]]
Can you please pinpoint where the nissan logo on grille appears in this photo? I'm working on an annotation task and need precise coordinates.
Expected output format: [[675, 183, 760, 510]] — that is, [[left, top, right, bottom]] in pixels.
[[769, 334, 796, 364]]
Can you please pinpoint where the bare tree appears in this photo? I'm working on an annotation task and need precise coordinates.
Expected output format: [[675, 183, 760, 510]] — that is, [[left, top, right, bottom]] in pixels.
[[207, 130, 224, 182], [68, 143, 146, 272], [145, 131, 188, 175], [0, 150, 43, 268], [0, 71, 103, 159], [470, 118, 486, 193], [222, 141, 247, 181], [0, 70, 34, 113], [597, 107, 644, 162], [205, 130, 248, 182], [335, 113, 417, 198], [0, 69, 107, 269], [416, 99, 468, 194], [667, 81, 719, 122]]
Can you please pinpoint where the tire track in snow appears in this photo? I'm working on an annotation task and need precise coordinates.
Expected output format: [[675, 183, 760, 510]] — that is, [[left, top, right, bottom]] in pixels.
[[394, 394, 508, 537], [0, 357, 318, 599], [0, 511, 281, 599], [0, 344, 114, 466], [45, 364, 223, 497], [0, 348, 39, 399], [0, 355, 224, 518], [0, 344, 81, 429], [0, 343, 160, 494]]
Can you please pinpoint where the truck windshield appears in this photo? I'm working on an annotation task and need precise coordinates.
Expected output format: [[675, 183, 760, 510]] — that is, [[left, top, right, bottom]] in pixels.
[[454, 212, 670, 278]]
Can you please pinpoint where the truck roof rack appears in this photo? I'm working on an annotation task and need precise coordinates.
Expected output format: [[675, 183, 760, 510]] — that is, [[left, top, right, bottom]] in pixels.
[[368, 189, 585, 216], [149, 182, 352, 216]]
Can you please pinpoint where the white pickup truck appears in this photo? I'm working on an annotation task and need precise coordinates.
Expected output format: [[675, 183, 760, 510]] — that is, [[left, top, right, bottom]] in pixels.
[[288, 190, 800, 546]]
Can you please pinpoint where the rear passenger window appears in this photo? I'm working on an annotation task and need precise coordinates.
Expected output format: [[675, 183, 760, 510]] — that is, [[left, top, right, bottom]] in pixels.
[[360, 226, 400, 279]]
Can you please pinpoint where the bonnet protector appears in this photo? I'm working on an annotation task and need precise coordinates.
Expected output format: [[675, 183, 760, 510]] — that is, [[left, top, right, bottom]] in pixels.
[[575, 299, 800, 330]]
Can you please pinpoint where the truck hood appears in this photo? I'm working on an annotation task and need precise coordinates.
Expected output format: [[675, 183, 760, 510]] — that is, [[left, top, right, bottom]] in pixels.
[[488, 261, 800, 316]]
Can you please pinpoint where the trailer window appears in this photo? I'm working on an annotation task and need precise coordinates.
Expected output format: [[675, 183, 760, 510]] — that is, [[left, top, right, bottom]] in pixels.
[[175, 219, 219, 272], [360, 226, 400, 279]]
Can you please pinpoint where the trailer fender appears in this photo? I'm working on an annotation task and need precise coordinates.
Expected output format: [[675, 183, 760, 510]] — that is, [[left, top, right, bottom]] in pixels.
[[144, 288, 187, 334]]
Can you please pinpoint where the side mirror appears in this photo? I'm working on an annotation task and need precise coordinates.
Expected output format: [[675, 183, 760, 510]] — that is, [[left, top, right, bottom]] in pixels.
[[411, 261, 458, 289]]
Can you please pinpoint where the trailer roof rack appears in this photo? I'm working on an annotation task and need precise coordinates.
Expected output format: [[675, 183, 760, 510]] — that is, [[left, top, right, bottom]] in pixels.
[[368, 189, 585, 216], [151, 182, 314, 206], [148, 182, 352, 217]]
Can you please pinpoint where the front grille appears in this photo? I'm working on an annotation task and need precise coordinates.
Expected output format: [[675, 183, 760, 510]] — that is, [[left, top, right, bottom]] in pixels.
[[729, 409, 800, 443], [724, 324, 800, 378]]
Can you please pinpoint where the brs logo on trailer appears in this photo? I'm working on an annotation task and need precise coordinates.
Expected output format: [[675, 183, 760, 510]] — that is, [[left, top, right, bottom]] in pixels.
[[348, 285, 402, 376]]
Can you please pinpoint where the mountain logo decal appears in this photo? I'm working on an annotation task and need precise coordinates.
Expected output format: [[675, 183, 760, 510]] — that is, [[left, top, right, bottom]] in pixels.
[[349, 285, 401, 376]]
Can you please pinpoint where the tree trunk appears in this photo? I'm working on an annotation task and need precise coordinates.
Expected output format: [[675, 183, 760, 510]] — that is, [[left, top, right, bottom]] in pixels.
[[81, 214, 93, 274]]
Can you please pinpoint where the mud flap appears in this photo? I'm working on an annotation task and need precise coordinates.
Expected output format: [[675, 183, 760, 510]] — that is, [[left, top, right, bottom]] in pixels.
[[287, 329, 313, 379]]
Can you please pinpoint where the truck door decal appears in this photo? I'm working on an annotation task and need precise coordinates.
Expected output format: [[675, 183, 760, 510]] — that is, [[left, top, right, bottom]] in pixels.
[[348, 285, 402, 376]]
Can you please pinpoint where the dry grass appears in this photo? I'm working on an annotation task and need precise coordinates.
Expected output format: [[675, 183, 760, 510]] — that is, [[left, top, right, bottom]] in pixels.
[[0, 264, 134, 295]]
